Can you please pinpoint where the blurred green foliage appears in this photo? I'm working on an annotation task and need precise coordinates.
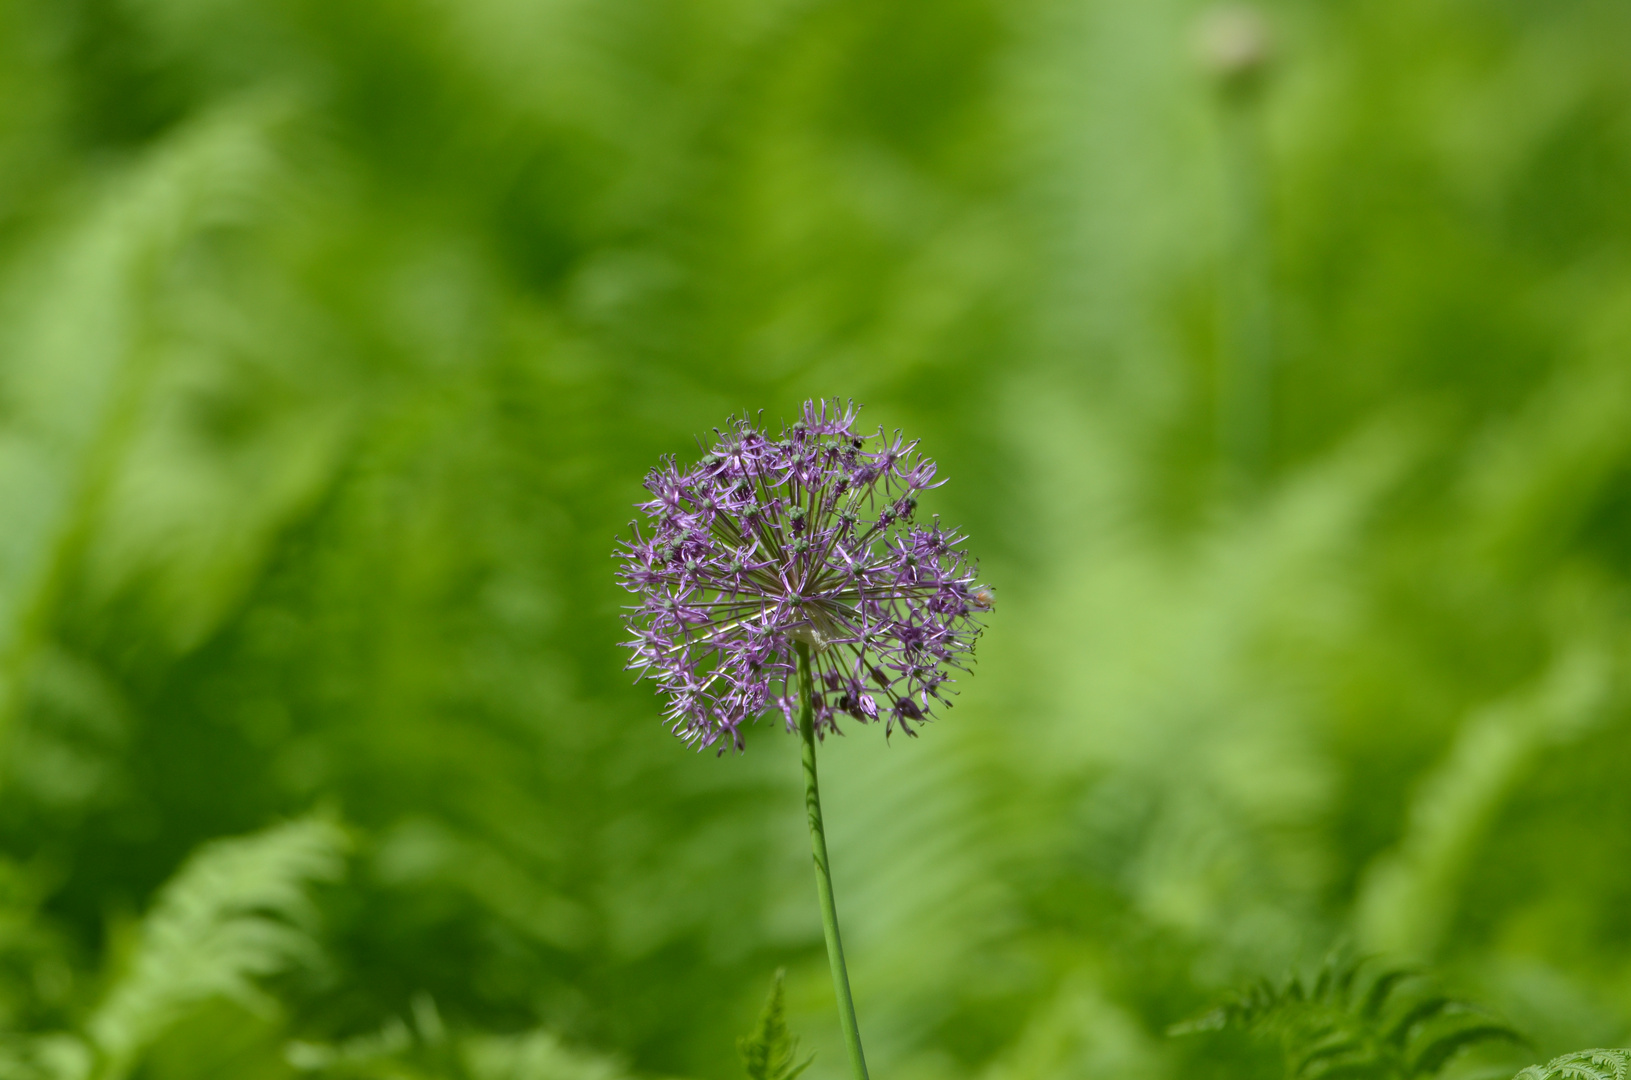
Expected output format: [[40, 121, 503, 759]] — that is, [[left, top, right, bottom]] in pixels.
[[1171, 955, 1525, 1080], [1, 0, 1630, 1079], [738, 971, 811, 1080]]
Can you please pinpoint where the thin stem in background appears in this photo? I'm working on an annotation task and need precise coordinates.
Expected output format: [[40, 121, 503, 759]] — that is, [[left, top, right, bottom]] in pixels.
[[1197, 4, 1278, 497], [1218, 86, 1275, 493], [796, 642, 870, 1080]]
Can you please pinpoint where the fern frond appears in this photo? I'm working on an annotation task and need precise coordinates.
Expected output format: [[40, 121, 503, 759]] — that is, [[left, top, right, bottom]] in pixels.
[[737, 970, 813, 1080], [1515, 1049, 1631, 1080], [86, 818, 348, 1079], [1171, 957, 1521, 1080], [1361, 970, 1418, 1021], [287, 1006, 641, 1080], [0, 1034, 93, 1080], [1410, 1025, 1524, 1077], [285, 1018, 421, 1079], [1385, 998, 1455, 1048], [462, 1029, 640, 1080]]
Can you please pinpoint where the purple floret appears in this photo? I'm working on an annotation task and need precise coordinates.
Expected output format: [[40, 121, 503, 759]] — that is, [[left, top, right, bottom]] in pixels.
[[615, 399, 992, 753]]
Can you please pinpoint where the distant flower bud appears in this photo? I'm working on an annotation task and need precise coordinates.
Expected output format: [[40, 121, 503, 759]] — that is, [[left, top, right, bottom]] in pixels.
[[1194, 4, 1274, 96]]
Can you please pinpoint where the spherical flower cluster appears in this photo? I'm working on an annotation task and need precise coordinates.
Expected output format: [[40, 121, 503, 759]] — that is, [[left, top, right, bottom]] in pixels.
[[616, 399, 992, 753]]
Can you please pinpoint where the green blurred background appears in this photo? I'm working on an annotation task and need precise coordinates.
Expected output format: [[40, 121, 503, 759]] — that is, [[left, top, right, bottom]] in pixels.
[[2, 0, 1631, 1078]]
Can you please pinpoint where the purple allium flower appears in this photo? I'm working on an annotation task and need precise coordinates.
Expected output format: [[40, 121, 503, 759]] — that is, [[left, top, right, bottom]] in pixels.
[[616, 399, 992, 753]]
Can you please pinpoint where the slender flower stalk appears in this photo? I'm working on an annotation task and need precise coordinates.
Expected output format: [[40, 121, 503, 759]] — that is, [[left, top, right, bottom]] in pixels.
[[796, 642, 869, 1080], [1196, 4, 1278, 493], [615, 399, 992, 1076]]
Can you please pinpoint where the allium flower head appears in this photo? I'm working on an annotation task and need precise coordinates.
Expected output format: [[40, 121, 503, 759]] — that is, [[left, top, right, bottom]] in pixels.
[[616, 399, 992, 752]]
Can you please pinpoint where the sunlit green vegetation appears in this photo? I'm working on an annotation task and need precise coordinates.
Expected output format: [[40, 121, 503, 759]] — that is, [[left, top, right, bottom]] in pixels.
[[2, 1, 1631, 1078]]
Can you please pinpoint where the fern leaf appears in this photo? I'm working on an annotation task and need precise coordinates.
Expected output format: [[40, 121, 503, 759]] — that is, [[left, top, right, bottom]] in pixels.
[[1408, 1024, 1524, 1076], [1513, 1050, 1631, 1080], [463, 1029, 641, 1080], [1172, 957, 1522, 1080], [0, 1034, 93, 1080], [1331, 960, 1364, 1007], [1313, 953, 1356, 1004], [1384, 998, 1453, 1048], [1293, 1033, 1366, 1078], [1361, 970, 1418, 1021], [737, 970, 813, 1080], [288, 1016, 640, 1080], [87, 818, 348, 1079], [1593, 1050, 1630, 1080], [1313, 1063, 1393, 1080], [1168, 1010, 1231, 1036], [284, 1018, 418, 1078]]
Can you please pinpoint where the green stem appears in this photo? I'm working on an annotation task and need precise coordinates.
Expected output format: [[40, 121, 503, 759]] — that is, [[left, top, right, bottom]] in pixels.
[[1217, 87, 1275, 495], [796, 642, 870, 1080]]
